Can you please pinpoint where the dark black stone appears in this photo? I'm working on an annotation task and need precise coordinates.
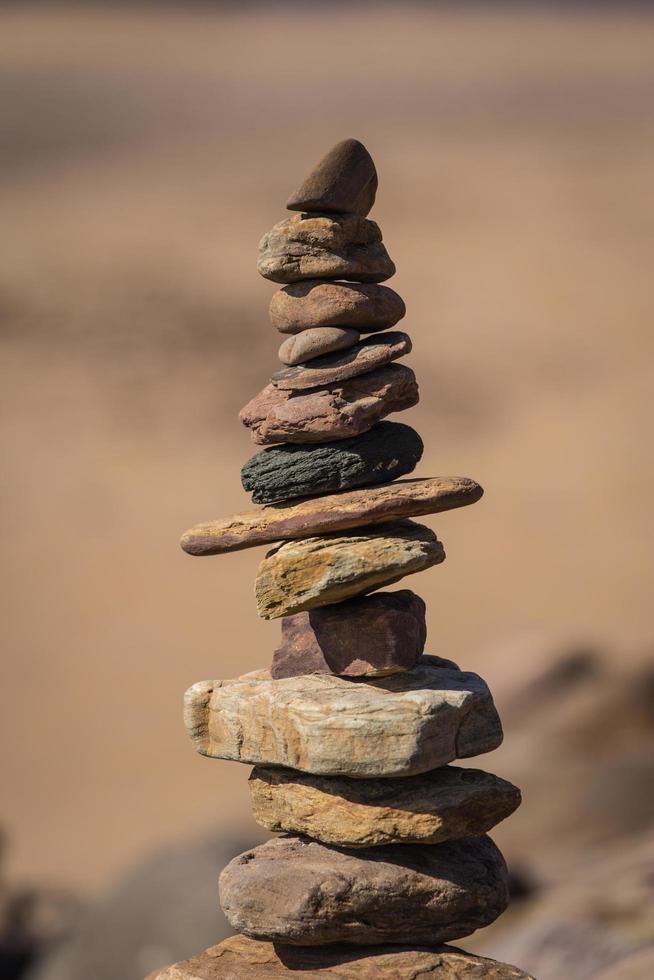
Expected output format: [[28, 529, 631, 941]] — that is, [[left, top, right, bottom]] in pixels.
[[241, 421, 424, 505]]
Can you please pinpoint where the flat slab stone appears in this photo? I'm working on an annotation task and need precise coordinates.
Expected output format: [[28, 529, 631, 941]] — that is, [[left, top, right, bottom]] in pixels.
[[181, 477, 482, 556], [219, 835, 509, 946], [257, 213, 395, 284], [249, 764, 521, 847], [148, 933, 534, 979], [255, 520, 444, 619], [286, 138, 378, 217], [270, 590, 427, 679], [239, 364, 418, 445], [241, 421, 423, 505], [270, 280, 405, 334], [183, 660, 503, 777], [279, 327, 360, 365], [271, 331, 411, 391]]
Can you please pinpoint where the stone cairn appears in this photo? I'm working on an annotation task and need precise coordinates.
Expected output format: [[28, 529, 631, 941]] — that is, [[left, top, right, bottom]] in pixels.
[[151, 141, 532, 979]]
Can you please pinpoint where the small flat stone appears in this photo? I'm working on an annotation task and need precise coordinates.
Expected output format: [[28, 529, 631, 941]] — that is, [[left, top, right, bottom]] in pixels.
[[148, 933, 535, 979], [270, 590, 427, 678], [239, 364, 418, 445], [219, 835, 509, 946], [257, 213, 395, 284], [249, 765, 522, 847], [181, 476, 483, 555], [279, 327, 360, 365], [271, 331, 411, 391], [286, 138, 378, 217], [255, 520, 444, 619], [270, 280, 405, 334], [241, 421, 423, 505], [184, 660, 503, 777]]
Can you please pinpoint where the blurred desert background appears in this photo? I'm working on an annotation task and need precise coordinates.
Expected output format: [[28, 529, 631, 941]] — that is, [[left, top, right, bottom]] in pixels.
[[1, 2, 653, 978]]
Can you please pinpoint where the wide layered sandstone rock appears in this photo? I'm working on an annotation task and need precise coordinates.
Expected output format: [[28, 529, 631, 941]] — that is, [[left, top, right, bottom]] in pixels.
[[255, 520, 444, 618], [148, 933, 535, 979], [183, 660, 503, 777], [286, 138, 378, 217], [181, 477, 482, 556], [219, 835, 509, 946], [257, 213, 395, 284], [241, 421, 423, 504], [270, 590, 427, 679], [271, 331, 411, 391], [239, 364, 418, 445], [278, 326, 360, 365], [249, 765, 521, 847], [270, 280, 405, 334]]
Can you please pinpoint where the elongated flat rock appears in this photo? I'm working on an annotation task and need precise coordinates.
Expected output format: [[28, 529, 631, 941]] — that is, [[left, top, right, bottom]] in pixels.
[[183, 660, 503, 777], [148, 933, 535, 979], [271, 331, 411, 391], [286, 138, 378, 217], [249, 765, 521, 847], [270, 280, 405, 334], [182, 477, 482, 556], [219, 835, 509, 946], [255, 520, 444, 619], [239, 364, 418, 445], [258, 213, 395, 284], [279, 327, 360, 365], [241, 421, 423, 505], [271, 590, 426, 679]]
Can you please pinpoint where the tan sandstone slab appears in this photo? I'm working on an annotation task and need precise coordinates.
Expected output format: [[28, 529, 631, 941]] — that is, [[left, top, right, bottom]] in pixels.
[[249, 765, 521, 847], [270, 331, 411, 391], [183, 659, 503, 777], [270, 280, 405, 334], [147, 933, 535, 979], [255, 520, 444, 619], [180, 478, 482, 556]]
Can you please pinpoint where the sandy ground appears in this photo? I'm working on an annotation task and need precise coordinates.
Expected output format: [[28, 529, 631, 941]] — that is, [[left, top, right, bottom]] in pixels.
[[1, 3, 654, 900]]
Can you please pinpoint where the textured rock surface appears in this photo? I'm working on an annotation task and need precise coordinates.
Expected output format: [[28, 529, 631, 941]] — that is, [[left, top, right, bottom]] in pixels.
[[270, 280, 405, 334], [255, 520, 444, 619], [184, 660, 503, 776], [249, 765, 521, 847], [241, 421, 423, 504], [219, 835, 509, 946], [257, 213, 395, 284], [239, 364, 418, 445], [148, 933, 535, 979], [182, 476, 482, 555], [271, 331, 411, 391], [270, 590, 427, 678], [286, 138, 378, 217], [278, 327, 360, 365]]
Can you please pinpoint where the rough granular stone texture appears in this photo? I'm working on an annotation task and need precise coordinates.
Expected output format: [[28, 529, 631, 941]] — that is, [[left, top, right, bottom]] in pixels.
[[249, 765, 522, 847], [270, 590, 427, 678], [255, 520, 444, 619], [241, 421, 423, 504], [147, 933, 535, 979], [279, 327, 360, 365], [271, 331, 411, 391], [183, 660, 503, 777], [239, 364, 418, 445], [218, 835, 509, 946], [270, 280, 405, 334], [257, 213, 395, 284], [286, 138, 378, 217]]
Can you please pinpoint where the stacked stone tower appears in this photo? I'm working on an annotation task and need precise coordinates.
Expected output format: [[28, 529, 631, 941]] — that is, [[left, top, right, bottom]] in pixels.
[[152, 141, 532, 979]]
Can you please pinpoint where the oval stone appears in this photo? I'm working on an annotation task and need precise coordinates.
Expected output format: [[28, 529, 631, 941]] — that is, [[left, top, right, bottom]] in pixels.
[[278, 327, 360, 365], [270, 280, 406, 334]]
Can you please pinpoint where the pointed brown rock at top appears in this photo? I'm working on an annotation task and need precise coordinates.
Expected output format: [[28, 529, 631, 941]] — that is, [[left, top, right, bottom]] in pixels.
[[286, 138, 378, 217]]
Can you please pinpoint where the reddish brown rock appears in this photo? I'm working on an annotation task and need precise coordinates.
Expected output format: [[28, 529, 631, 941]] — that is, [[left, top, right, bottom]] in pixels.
[[148, 934, 534, 978], [271, 590, 426, 678], [181, 476, 482, 556], [286, 138, 378, 217], [270, 280, 405, 334], [257, 213, 395, 284], [239, 364, 418, 445], [271, 331, 411, 391], [278, 327, 360, 365]]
